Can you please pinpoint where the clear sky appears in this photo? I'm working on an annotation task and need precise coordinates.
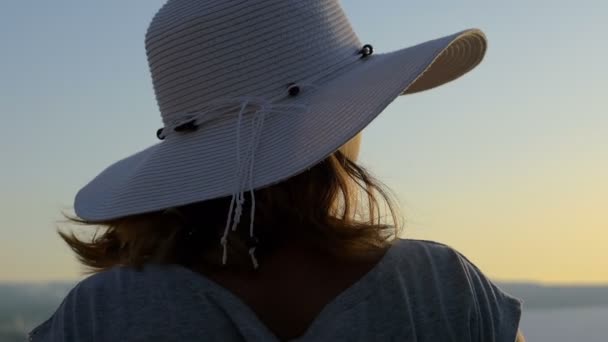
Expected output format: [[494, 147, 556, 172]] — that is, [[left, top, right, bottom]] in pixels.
[[1, 0, 606, 284]]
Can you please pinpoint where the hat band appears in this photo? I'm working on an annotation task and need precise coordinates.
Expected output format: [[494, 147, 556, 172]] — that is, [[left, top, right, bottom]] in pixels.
[[156, 91, 312, 140]]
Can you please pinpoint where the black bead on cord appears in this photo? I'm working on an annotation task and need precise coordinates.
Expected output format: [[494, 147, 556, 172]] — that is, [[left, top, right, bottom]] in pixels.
[[360, 44, 374, 58], [287, 82, 300, 97], [156, 128, 165, 140], [174, 119, 199, 132], [156, 119, 199, 140]]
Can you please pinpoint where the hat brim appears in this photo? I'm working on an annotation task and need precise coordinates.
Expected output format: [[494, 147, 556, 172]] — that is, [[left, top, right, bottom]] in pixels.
[[75, 29, 487, 221]]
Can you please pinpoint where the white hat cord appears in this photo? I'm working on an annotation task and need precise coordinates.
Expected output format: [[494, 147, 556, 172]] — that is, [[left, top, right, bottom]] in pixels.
[[213, 91, 315, 269]]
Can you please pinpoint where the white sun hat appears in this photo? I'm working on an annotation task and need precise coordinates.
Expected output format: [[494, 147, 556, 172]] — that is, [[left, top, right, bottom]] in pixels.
[[75, 0, 487, 228]]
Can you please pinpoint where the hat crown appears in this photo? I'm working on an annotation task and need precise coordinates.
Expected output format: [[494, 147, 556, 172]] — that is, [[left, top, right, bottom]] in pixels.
[[146, 0, 362, 125]]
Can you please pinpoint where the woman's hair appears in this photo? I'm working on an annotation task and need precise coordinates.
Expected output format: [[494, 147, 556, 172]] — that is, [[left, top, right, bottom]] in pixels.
[[60, 151, 401, 273]]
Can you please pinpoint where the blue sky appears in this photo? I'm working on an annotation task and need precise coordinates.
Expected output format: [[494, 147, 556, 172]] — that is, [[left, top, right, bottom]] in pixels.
[[1, 1, 606, 283]]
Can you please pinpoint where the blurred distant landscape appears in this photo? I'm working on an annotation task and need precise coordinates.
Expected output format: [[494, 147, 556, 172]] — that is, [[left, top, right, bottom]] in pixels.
[[0, 282, 73, 341], [1, 282, 607, 341]]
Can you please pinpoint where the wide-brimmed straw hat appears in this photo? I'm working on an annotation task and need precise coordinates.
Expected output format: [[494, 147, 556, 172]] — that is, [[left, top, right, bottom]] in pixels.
[[75, 0, 487, 225]]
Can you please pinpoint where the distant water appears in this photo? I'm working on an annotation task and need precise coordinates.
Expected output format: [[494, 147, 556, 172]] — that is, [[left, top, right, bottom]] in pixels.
[[519, 307, 608, 342]]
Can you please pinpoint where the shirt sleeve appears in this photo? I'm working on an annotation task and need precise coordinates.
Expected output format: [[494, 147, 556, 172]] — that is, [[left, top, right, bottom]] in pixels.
[[28, 282, 98, 342], [27, 269, 134, 342], [456, 251, 524, 342]]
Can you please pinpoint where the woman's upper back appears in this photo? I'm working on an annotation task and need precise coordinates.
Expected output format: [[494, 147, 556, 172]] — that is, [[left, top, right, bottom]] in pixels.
[[29, 239, 522, 342]]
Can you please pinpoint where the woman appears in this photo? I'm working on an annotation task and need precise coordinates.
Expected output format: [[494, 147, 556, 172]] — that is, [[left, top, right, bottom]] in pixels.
[[30, 0, 524, 341]]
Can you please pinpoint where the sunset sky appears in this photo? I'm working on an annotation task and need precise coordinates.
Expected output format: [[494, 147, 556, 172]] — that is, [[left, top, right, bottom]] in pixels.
[[1, 0, 606, 284]]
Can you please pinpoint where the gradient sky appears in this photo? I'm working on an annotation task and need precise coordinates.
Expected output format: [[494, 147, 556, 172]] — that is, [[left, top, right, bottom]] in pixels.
[[1, 0, 606, 284]]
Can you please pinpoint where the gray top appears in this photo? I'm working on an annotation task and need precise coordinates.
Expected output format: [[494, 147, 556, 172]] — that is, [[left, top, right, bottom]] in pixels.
[[29, 239, 523, 341]]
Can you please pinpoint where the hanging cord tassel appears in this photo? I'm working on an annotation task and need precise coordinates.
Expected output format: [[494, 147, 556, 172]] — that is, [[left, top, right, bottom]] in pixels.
[[220, 99, 251, 265], [245, 105, 268, 270], [249, 247, 259, 269], [220, 99, 268, 269], [217, 84, 317, 268]]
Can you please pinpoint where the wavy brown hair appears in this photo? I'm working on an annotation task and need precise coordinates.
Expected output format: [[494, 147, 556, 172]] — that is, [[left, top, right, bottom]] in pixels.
[[60, 151, 401, 274]]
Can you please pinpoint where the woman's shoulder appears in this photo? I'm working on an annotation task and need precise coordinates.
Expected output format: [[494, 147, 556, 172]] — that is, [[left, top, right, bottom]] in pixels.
[[387, 238, 523, 342], [28, 264, 189, 341], [391, 238, 497, 272], [389, 238, 522, 304], [392, 237, 458, 252], [48, 264, 177, 301], [390, 238, 471, 267]]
